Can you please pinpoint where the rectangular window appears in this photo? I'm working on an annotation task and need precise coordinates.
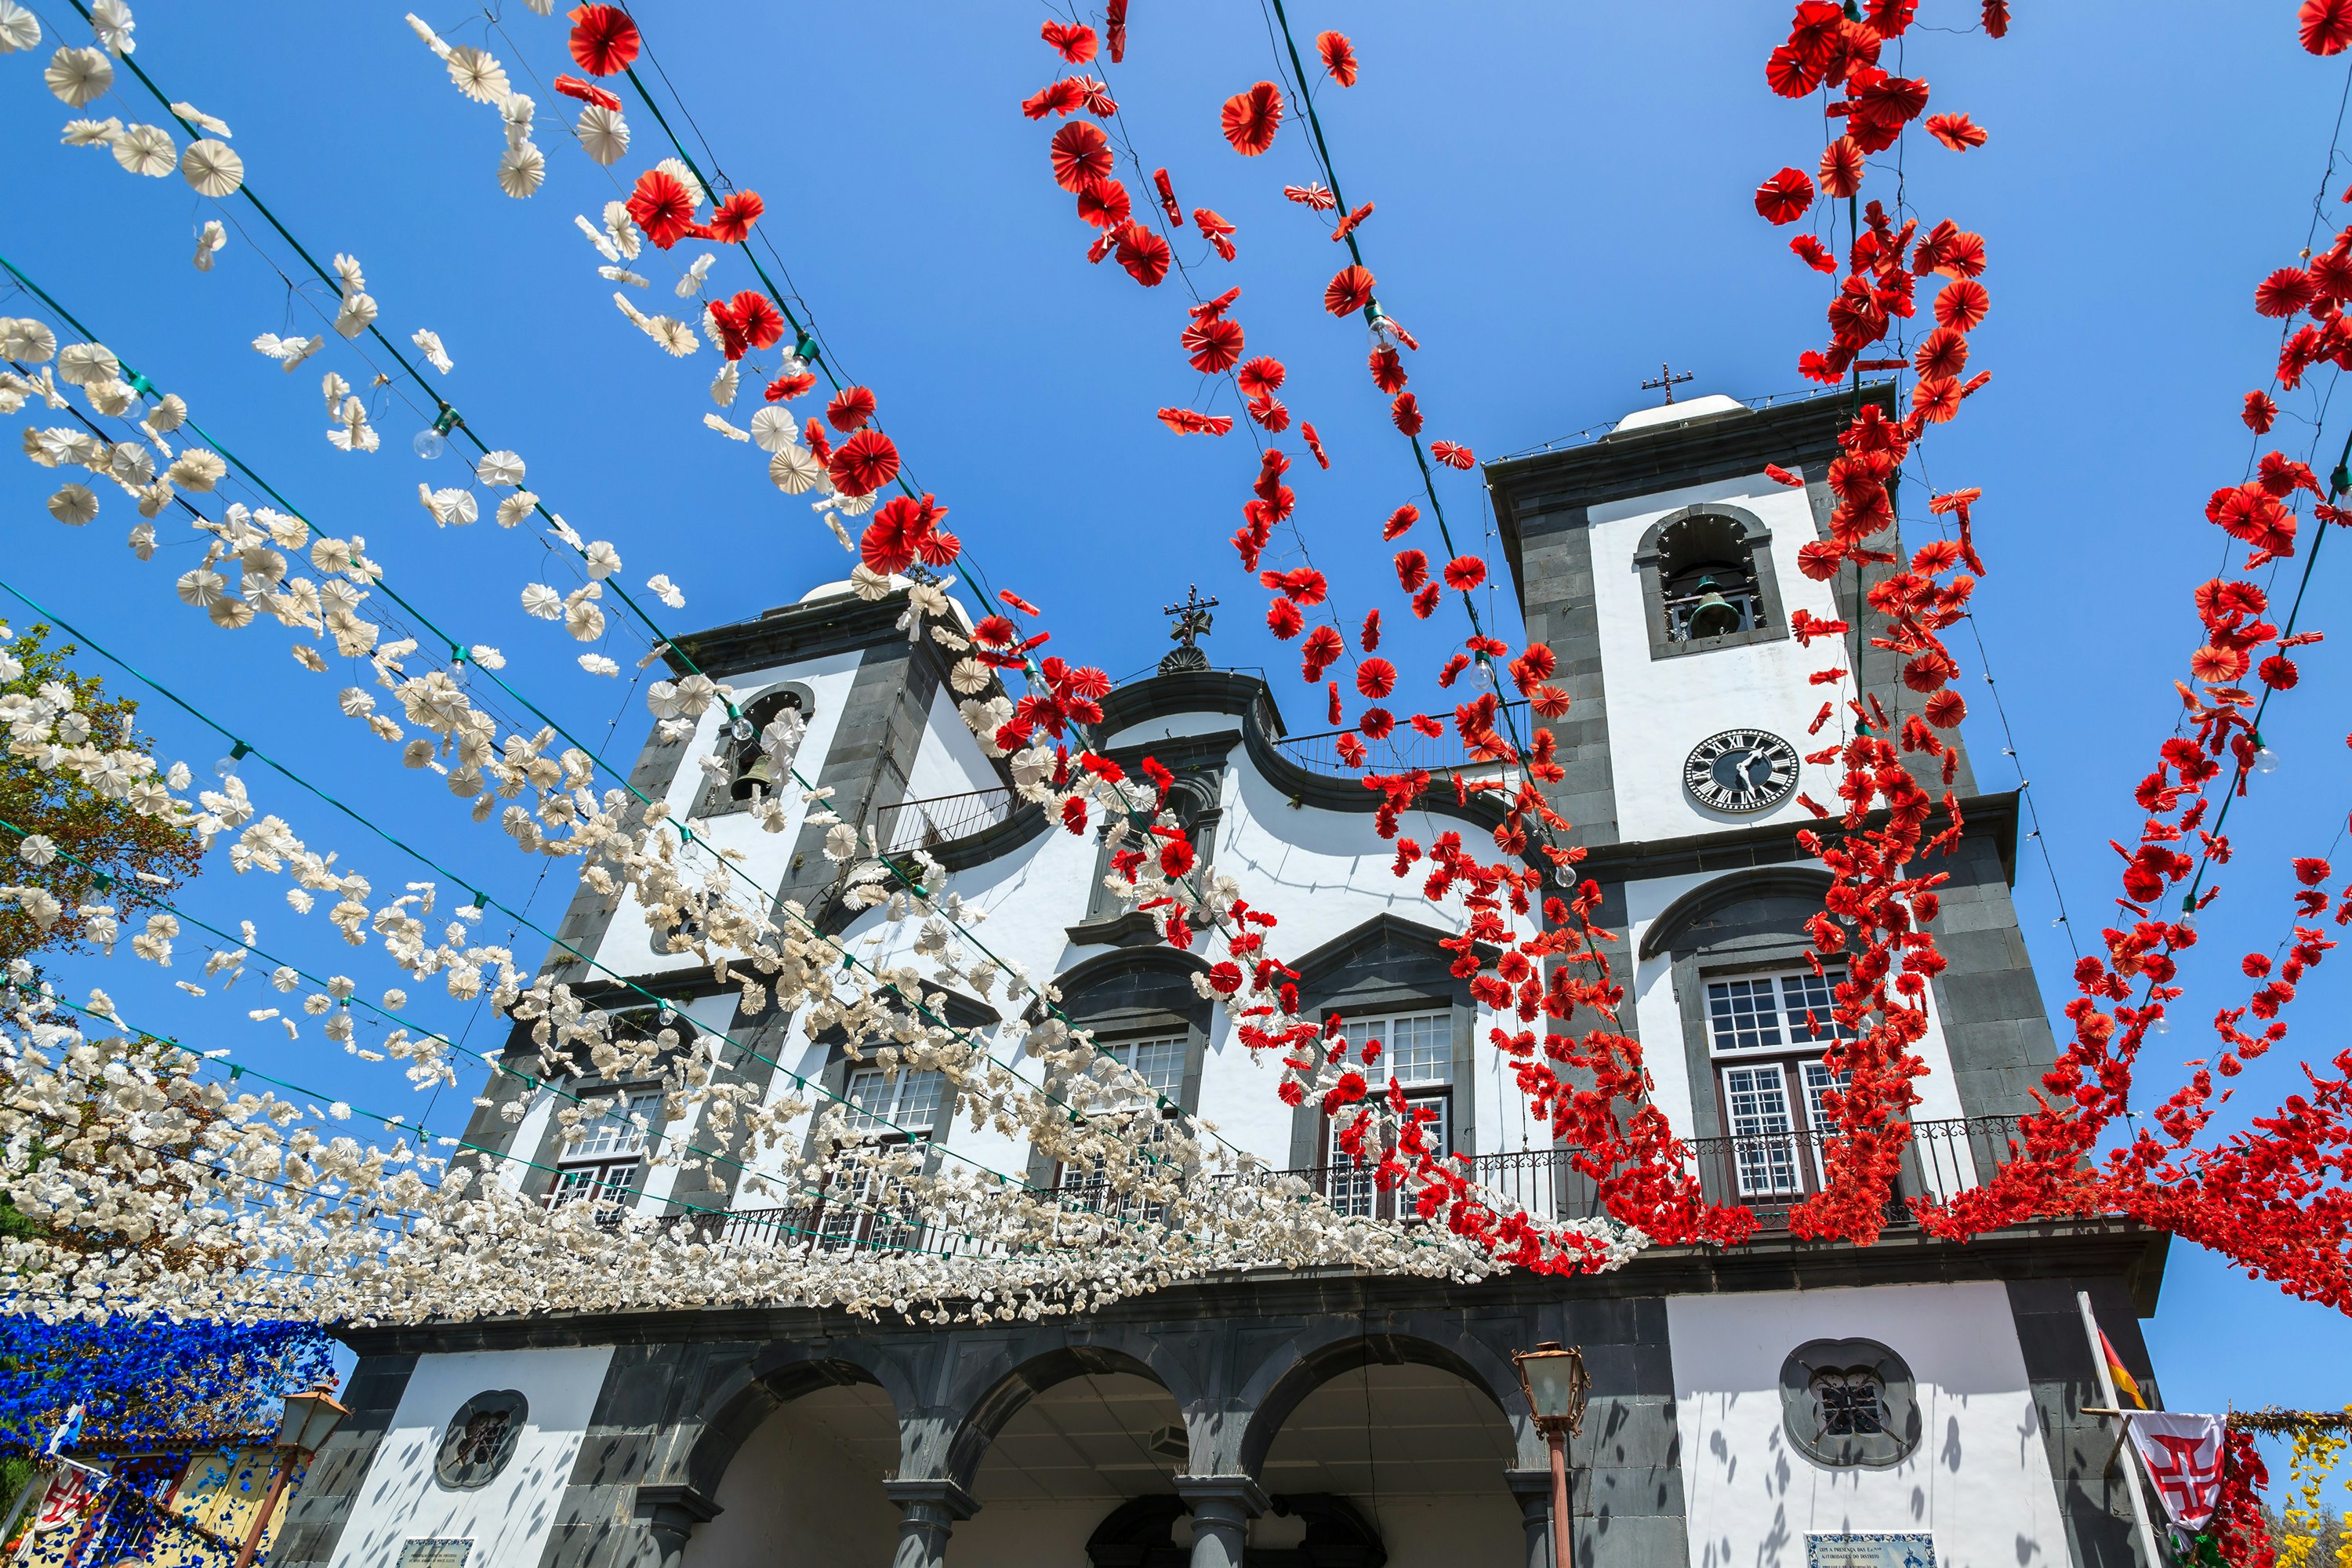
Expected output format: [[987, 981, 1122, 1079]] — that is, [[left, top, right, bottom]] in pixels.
[[1802, 1062, 1851, 1131], [842, 1066, 946, 1137], [1346, 1011, 1454, 1086], [1102, 1035, 1188, 1108], [546, 1088, 659, 1211], [1706, 969, 1852, 1054], [1720, 1062, 1800, 1197], [1324, 1011, 1455, 1217]]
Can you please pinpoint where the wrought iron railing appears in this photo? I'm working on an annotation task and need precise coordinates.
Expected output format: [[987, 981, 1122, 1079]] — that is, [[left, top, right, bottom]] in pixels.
[[871, 786, 1016, 857], [1290, 1114, 2022, 1229], [1269, 699, 1530, 782], [668, 1116, 2027, 1261]]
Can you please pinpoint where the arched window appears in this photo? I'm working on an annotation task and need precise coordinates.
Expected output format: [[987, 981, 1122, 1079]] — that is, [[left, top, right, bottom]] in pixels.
[[697, 686, 810, 817], [1633, 503, 1789, 659]]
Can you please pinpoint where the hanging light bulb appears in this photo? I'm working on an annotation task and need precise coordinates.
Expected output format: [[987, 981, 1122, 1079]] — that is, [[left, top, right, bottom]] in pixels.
[[2153, 1011, 2171, 1036], [2176, 896, 2198, 932], [413, 405, 462, 461], [2252, 730, 2280, 774], [727, 709, 756, 744], [213, 739, 251, 779]]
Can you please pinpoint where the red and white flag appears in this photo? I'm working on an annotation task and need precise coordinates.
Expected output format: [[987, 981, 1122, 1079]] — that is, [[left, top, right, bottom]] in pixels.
[[2125, 1412, 2227, 1530]]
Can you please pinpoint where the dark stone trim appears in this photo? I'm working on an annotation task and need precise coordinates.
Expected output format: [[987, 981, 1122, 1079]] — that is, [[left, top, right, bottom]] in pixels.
[[1638, 867, 1837, 961], [1098, 670, 1283, 739], [2008, 1276, 2165, 1568], [266, 1352, 416, 1568], [337, 1220, 2169, 1358], [1631, 503, 1791, 661], [1065, 909, 1161, 948], [931, 798, 1051, 872], [662, 588, 921, 678], [1584, 789, 2020, 889], [1485, 387, 1898, 599]]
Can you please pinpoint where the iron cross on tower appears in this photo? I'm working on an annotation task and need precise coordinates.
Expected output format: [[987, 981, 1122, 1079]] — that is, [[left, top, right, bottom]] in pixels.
[[1642, 361, 1694, 404], [1159, 584, 1219, 674]]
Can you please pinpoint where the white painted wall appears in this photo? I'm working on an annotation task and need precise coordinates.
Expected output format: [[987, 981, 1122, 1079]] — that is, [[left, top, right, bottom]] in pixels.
[[586, 649, 863, 982], [903, 682, 1002, 804], [1585, 472, 1854, 844], [1669, 1282, 2066, 1568], [326, 1346, 613, 1568]]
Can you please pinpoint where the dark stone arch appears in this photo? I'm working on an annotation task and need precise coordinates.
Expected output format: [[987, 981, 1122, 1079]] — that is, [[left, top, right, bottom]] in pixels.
[[1630, 501, 1789, 659], [679, 1341, 911, 1501], [1637, 866, 1835, 960], [1234, 1326, 1534, 1479], [1040, 944, 1214, 1025], [943, 1341, 1190, 1492]]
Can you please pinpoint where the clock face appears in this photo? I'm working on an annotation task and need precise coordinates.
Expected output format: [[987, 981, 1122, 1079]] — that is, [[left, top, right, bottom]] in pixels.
[[1683, 728, 1799, 814]]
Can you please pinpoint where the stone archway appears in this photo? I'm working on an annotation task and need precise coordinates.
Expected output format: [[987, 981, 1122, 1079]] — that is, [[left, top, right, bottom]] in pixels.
[[676, 1354, 904, 1568]]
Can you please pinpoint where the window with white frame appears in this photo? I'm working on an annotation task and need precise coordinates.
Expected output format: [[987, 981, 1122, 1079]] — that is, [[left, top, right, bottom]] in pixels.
[[1324, 1011, 1455, 1218], [819, 1066, 946, 1250], [546, 1088, 659, 1210], [1059, 1036, 1187, 1220], [1099, 1034, 1187, 1109], [1703, 967, 1853, 1198]]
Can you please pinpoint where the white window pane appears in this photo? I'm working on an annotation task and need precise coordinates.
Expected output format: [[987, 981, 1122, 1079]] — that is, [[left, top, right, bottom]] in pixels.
[[1105, 1036, 1187, 1102], [1344, 1012, 1453, 1086], [1779, 969, 1852, 1044], [1707, 978, 1784, 1052], [569, 1091, 656, 1159], [1721, 1063, 1799, 1196], [1407, 1090, 1451, 1157], [1325, 1116, 1376, 1218], [843, 1067, 945, 1134], [1802, 1062, 1850, 1129]]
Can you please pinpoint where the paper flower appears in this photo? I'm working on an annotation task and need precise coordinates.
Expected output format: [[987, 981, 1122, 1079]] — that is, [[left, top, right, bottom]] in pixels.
[[828, 429, 900, 496], [553, 73, 622, 110], [768, 445, 825, 493], [45, 46, 111, 107], [496, 141, 546, 198], [46, 483, 97, 526], [474, 451, 526, 487], [1316, 30, 1358, 85], [826, 386, 878, 432], [112, 123, 174, 176], [180, 138, 244, 198], [568, 3, 640, 75], [169, 100, 230, 137], [0, 2, 40, 53], [447, 45, 510, 103], [1049, 120, 1112, 192], [1220, 82, 1283, 155], [412, 328, 453, 373], [575, 103, 629, 165]]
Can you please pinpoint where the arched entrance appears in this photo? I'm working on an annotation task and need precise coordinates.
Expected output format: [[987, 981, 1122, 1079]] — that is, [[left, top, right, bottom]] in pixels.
[[952, 1369, 1191, 1564], [1245, 1337, 1526, 1568], [681, 1371, 902, 1568]]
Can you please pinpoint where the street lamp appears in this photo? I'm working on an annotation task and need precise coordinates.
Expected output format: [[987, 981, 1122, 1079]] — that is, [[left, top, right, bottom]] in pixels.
[[1512, 1342, 1590, 1568], [233, 1379, 348, 1568]]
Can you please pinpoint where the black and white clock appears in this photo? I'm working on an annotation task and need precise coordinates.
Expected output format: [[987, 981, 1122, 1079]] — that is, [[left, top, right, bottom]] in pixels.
[[1683, 728, 1799, 814]]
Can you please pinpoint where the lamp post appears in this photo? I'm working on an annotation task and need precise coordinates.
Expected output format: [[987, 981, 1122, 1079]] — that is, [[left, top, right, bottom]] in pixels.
[[1512, 1342, 1590, 1568], [232, 1379, 347, 1568]]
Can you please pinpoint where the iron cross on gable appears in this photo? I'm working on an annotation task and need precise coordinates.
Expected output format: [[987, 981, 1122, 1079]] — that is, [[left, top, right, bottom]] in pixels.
[[1164, 584, 1218, 648], [1642, 361, 1694, 403]]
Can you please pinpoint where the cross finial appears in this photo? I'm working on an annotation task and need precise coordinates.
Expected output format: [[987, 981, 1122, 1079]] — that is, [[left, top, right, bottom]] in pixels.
[[1641, 361, 1695, 404], [1163, 584, 1218, 648], [1157, 585, 1219, 675]]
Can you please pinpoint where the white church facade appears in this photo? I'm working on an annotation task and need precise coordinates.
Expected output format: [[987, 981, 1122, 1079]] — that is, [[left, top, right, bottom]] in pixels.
[[274, 390, 2169, 1568]]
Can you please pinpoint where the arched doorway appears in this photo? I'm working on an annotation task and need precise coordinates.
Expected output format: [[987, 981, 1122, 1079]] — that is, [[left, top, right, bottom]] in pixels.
[[681, 1380, 901, 1568], [953, 1370, 1191, 1564], [1248, 1342, 1526, 1567]]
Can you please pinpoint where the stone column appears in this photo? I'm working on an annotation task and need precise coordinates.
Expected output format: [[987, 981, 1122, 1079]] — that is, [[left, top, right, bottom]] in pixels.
[[882, 1479, 977, 1568], [1174, 1475, 1267, 1568], [633, 1485, 723, 1568], [1504, 1468, 1555, 1568]]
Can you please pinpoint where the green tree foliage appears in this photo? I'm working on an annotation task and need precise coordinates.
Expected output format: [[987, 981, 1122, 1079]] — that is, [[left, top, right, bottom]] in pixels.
[[0, 621, 202, 975]]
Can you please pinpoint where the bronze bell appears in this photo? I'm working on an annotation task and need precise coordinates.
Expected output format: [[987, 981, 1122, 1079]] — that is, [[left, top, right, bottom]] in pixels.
[[1686, 576, 1742, 639], [733, 750, 779, 800]]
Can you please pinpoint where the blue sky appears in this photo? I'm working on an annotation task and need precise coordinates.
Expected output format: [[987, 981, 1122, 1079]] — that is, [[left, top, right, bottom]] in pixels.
[[2, 1, 2348, 1424]]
